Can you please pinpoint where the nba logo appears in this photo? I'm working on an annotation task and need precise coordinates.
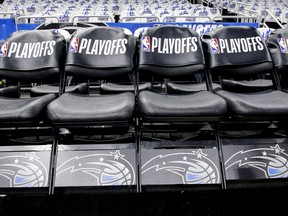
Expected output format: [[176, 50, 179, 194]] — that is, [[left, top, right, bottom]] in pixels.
[[70, 37, 79, 53], [0, 42, 8, 57], [277, 38, 288, 53], [210, 38, 220, 54], [142, 36, 150, 52]]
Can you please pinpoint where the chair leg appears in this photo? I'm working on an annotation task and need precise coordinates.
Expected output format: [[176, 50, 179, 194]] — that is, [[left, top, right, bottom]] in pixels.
[[215, 123, 227, 189], [136, 118, 142, 193], [48, 128, 60, 195], [136, 133, 142, 193]]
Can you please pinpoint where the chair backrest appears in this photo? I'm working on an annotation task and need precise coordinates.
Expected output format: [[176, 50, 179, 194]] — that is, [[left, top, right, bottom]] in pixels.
[[266, 28, 288, 74], [138, 25, 205, 78], [0, 29, 67, 81], [266, 28, 288, 90], [65, 26, 137, 79], [202, 26, 273, 79]]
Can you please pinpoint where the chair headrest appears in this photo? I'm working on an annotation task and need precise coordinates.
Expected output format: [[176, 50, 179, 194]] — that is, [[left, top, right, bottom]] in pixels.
[[65, 27, 136, 78], [139, 26, 205, 77], [267, 28, 288, 73], [202, 26, 272, 76], [0, 29, 67, 80]]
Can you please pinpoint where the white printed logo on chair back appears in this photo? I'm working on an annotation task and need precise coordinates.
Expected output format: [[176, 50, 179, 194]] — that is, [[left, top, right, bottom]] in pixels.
[[267, 28, 288, 73], [139, 26, 205, 77], [0, 30, 67, 81], [202, 26, 272, 76], [65, 27, 137, 79]]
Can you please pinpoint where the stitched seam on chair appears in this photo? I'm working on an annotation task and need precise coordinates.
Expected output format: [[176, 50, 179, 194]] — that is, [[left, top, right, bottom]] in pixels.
[[47, 107, 60, 121], [17, 102, 41, 120], [18, 97, 53, 120], [119, 100, 135, 119]]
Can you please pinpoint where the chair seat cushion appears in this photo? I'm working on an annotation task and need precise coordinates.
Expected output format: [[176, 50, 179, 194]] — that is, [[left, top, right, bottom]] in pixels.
[[46, 92, 135, 124], [0, 86, 20, 98], [100, 82, 152, 94], [0, 94, 56, 123], [30, 83, 88, 97], [138, 91, 227, 118], [217, 90, 288, 116], [221, 79, 273, 92], [167, 82, 221, 93]]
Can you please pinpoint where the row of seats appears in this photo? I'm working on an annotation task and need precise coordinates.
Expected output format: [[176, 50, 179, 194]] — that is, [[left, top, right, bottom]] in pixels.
[[208, 0, 288, 23], [118, 5, 221, 22], [0, 25, 288, 128], [0, 0, 221, 23]]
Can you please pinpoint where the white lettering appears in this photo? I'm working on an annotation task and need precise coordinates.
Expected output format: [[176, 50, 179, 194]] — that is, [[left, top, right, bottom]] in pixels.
[[77, 38, 128, 55], [149, 37, 199, 54], [6, 41, 57, 58], [217, 36, 264, 54], [79, 38, 88, 53]]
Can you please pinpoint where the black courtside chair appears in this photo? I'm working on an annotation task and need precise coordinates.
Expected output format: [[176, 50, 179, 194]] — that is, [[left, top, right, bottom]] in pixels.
[[0, 29, 66, 126], [202, 26, 288, 121], [46, 27, 137, 193], [137, 26, 228, 190], [203, 26, 288, 187], [0, 29, 67, 193]]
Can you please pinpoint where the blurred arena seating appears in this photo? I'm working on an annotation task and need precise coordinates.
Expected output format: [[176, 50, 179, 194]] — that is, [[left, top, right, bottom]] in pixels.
[[0, 0, 222, 23], [204, 0, 288, 27]]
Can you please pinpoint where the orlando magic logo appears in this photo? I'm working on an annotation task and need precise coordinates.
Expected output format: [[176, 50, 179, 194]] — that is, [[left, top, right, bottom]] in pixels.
[[56, 150, 135, 186], [142, 36, 150, 52], [142, 149, 220, 184], [277, 38, 288, 53], [0, 152, 48, 187], [70, 37, 79, 53], [210, 38, 220, 54], [0, 42, 8, 57], [225, 144, 288, 179]]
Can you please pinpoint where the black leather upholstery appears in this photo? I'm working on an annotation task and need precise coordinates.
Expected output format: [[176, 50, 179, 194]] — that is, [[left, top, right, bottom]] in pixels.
[[47, 92, 135, 124], [26, 29, 88, 97], [46, 27, 137, 125], [266, 28, 288, 90], [0, 30, 66, 124], [139, 90, 227, 118], [221, 79, 273, 92], [138, 26, 227, 120], [202, 26, 273, 78], [204, 26, 288, 118], [0, 30, 67, 81], [65, 27, 136, 79], [30, 83, 89, 97], [217, 90, 288, 117], [167, 82, 221, 93], [139, 26, 205, 77], [266, 28, 288, 73], [0, 85, 20, 98], [100, 82, 151, 94], [0, 93, 56, 123]]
